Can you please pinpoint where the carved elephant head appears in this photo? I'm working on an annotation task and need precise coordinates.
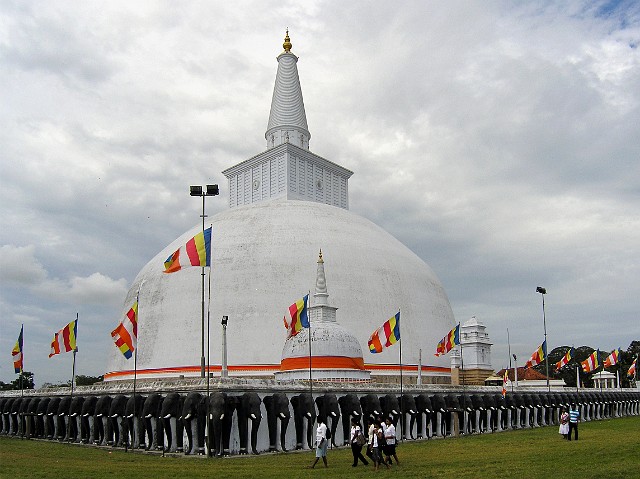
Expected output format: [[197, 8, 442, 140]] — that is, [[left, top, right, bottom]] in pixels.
[[338, 394, 362, 446], [237, 392, 261, 455], [142, 393, 164, 450], [263, 393, 290, 452], [207, 392, 236, 457], [108, 395, 128, 446], [161, 393, 185, 453], [315, 394, 340, 447], [93, 395, 112, 445], [359, 394, 382, 434], [290, 393, 316, 450], [125, 394, 146, 448], [414, 393, 432, 439], [399, 394, 417, 440], [80, 396, 97, 443]]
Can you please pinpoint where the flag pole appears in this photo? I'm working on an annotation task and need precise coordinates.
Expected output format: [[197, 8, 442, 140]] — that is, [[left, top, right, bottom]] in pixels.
[[206, 257, 213, 457], [68, 313, 78, 443], [398, 310, 403, 442], [132, 286, 141, 450], [308, 291, 312, 399]]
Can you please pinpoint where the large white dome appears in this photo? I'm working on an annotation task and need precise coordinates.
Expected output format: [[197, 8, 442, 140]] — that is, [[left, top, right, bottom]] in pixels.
[[105, 199, 456, 382]]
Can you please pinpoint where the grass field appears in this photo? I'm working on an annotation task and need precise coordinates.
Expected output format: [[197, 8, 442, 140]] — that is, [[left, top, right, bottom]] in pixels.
[[1, 417, 638, 478]]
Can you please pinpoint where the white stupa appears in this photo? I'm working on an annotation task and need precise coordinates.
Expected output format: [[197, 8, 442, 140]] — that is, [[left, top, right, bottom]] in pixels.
[[104, 32, 456, 383], [275, 250, 370, 382]]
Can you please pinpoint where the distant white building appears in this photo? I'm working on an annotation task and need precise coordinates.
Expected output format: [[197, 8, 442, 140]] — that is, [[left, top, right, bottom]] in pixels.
[[451, 316, 494, 385]]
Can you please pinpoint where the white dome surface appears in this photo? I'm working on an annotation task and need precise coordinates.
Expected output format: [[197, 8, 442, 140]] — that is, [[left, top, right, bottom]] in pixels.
[[104, 199, 456, 381]]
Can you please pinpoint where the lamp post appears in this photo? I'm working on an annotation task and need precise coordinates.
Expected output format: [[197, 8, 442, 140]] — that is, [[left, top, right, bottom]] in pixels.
[[221, 316, 229, 379], [536, 286, 550, 392], [190, 184, 219, 378]]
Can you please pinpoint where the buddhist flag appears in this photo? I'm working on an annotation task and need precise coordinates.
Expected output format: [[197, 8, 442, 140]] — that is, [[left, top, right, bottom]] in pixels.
[[603, 348, 621, 368], [163, 227, 212, 273], [627, 358, 637, 379], [285, 294, 309, 338], [525, 341, 546, 369], [555, 347, 574, 371], [12, 325, 24, 374], [502, 369, 508, 398], [581, 349, 600, 373], [368, 312, 401, 354], [49, 319, 78, 357], [434, 324, 460, 357], [111, 302, 138, 359]]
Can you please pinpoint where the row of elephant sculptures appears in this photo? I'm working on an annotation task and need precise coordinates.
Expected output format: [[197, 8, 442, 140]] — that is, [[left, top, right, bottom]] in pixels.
[[1, 390, 638, 455]]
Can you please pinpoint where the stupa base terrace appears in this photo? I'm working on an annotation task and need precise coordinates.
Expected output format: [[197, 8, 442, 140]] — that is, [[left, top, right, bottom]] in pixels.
[[2, 378, 638, 456]]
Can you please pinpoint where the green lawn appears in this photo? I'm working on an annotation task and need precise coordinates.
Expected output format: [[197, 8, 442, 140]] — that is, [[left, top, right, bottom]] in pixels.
[[1, 417, 638, 478]]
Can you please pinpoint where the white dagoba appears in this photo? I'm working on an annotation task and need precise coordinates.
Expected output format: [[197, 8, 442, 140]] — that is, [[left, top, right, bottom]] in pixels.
[[104, 32, 456, 383], [276, 251, 370, 382]]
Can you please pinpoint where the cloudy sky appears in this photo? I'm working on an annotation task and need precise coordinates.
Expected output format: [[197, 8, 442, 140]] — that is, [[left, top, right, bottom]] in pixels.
[[1, 1, 638, 386]]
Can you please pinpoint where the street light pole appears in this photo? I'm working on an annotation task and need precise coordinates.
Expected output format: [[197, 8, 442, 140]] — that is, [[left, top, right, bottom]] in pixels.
[[190, 184, 219, 378], [221, 316, 229, 379], [536, 286, 550, 392]]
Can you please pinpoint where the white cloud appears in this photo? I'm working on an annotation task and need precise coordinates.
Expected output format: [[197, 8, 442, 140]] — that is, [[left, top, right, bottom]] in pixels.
[[0, 244, 47, 284]]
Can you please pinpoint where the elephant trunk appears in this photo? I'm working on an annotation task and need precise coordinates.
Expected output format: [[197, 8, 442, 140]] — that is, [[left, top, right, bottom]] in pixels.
[[280, 417, 289, 452], [250, 417, 261, 455]]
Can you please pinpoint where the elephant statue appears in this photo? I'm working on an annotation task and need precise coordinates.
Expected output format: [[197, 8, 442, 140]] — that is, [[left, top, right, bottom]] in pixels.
[[80, 396, 97, 443], [445, 394, 462, 436], [68, 396, 84, 442], [379, 394, 400, 425], [338, 394, 362, 446], [56, 396, 72, 441], [161, 393, 184, 453], [46, 397, 61, 439], [207, 392, 236, 457], [263, 393, 290, 452], [35, 397, 50, 438], [25, 397, 41, 439], [456, 393, 473, 434], [94, 395, 112, 445], [142, 393, 164, 450], [482, 394, 497, 432], [470, 394, 485, 433], [399, 394, 418, 440], [315, 394, 340, 447], [429, 393, 447, 437], [0, 398, 5, 435], [9, 398, 23, 436], [125, 394, 146, 448], [359, 394, 382, 434], [16, 398, 28, 437], [183, 392, 205, 455], [237, 392, 262, 455], [291, 393, 316, 450], [108, 395, 128, 446], [414, 394, 432, 439]]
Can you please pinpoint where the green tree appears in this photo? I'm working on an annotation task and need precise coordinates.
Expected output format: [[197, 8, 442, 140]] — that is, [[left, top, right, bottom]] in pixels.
[[8, 371, 35, 390], [75, 375, 104, 386]]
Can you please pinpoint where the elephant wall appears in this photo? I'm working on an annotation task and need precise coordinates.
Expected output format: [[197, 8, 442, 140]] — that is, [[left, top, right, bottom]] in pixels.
[[2, 379, 639, 457]]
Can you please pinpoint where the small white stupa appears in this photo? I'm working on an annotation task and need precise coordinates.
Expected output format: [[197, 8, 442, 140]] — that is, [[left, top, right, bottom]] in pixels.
[[275, 251, 370, 382]]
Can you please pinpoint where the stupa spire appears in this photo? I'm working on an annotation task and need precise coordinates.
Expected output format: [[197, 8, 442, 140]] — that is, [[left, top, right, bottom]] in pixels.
[[265, 30, 310, 150], [314, 249, 329, 307]]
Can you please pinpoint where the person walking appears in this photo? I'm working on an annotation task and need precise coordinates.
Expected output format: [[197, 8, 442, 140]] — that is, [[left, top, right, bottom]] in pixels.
[[310, 419, 328, 468], [371, 421, 389, 471], [568, 404, 580, 441], [349, 418, 369, 467], [383, 417, 400, 465]]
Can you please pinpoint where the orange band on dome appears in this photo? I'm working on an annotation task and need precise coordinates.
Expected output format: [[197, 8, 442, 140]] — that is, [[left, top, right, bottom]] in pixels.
[[280, 356, 365, 371]]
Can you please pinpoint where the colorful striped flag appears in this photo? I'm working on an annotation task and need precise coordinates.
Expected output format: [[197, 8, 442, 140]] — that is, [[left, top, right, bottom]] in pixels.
[[581, 349, 600, 373], [111, 302, 138, 359], [555, 347, 574, 371], [49, 319, 78, 357], [603, 348, 621, 368], [502, 369, 508, 398], [12, 325, 24, 374], [285, 294, 309, 338], [368, 312, 401, 354], [163, 227, 212, 273], [525, 341, 546, 369], [627, 358, 637, 379], [434, 324, 460, 357]]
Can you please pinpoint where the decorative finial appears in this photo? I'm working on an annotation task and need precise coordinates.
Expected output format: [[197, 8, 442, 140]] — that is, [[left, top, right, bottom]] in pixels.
[[283, 29, 292, 52], [318, 249, 323, 263]]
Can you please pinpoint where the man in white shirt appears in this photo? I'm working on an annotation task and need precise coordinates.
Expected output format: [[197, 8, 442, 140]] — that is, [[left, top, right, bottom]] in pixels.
[[310, 420, 328, 468]]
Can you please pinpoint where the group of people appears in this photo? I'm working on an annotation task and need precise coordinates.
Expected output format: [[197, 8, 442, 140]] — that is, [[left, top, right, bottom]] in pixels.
[[310, 417, 401, 469], [558, 404, 580, 441]]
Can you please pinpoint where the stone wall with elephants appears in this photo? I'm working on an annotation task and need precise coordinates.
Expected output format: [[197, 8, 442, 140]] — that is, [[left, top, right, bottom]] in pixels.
[[1, 378, 638, 456]]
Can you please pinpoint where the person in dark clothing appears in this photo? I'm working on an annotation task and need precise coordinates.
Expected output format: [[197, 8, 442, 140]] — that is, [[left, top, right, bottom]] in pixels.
[[349, 418, 369, 467]]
